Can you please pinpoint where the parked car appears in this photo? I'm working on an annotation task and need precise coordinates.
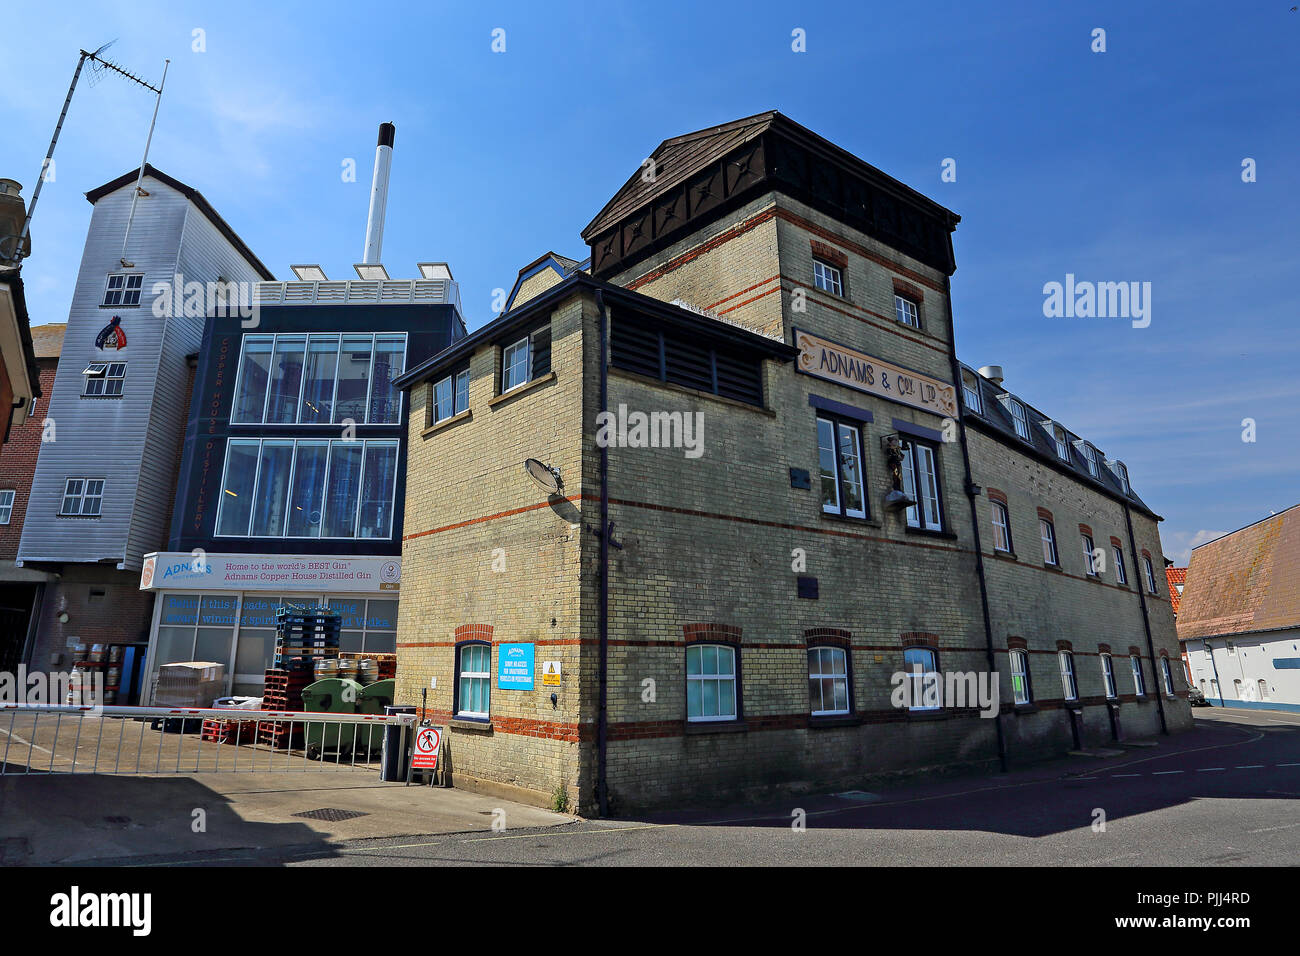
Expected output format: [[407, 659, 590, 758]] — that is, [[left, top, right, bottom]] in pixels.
[[1187, 687, 1210, 707]]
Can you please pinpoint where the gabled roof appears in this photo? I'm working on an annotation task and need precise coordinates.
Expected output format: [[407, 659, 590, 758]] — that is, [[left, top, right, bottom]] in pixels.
[[501, 251, 589, 314], [30, 322, 65, 359], [1166, 566, 1187, 614], [1177, 504, 1300, 641], [958, 363, 1159, 519], [86, 165, 273, 281]]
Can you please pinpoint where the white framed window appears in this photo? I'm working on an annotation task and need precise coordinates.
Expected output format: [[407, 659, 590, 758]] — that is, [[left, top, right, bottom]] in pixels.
[[1040, 518, 1058, 566], [1101, 654, 1118, 699], [214, 438, 399, 540], [1077, 441, 1100, 478], [901, 437, 943, 531], [808, 646, 850, 716], [1059, 651, 1078, 701], [456, 643, 491, 718], [0, 489, 14, 524], [991, 500, 1012, 553], [904, 646, 940, 711], [686, 644, 738, 722], [961, 371, 983, 414], [1114, 547, 1128, 585], [83, 361, 126, 396], [1009, 649, 1030, 705], [1109, 459, 1131, 494], [812, 259, 843, 297], [817, 417, 867, 519], [1052, 425, 1070, 461], [230, 332, 407, 425], [1257, 678, 1270, 701], [60, 477, 104, 516], [102, 273, 143, 306], [1003, 397, 1030, 440], [894, 294, 920, 328], [1082, 534, 1098, 576], [1143, 555, 1158, 594], [1130, 654, 1145, 696], [502, 336, 530, 391], [431, 367, 470, 424], [1225, 640, 1236, 657], [1162, 659, 1176, 697]]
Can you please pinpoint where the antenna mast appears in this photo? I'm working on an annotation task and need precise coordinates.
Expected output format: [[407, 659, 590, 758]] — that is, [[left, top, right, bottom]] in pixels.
[[11, 43, 163, 265], [119, 58, 170, 267]]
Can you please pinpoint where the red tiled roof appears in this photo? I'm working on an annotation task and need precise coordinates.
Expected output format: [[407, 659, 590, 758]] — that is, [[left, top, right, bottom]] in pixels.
[[1166, 566, 1186, 614], [1176, 505, 1300, 641]]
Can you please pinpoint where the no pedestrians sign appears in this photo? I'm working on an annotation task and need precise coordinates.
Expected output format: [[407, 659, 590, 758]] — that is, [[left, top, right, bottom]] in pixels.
[[411, 726, 442, 770]]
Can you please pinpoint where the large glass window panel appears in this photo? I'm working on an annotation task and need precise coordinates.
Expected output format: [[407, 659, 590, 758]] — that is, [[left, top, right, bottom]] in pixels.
[[216, 441, 260, 535], [251, 441, 294, 536], [365, 631, 396, 654], [198, 595, 239, 627], [194, 627, 234, 667], [300, 334, 340, 424], [286, 441, 329, 537], [901, 445, 919, 527], [366, 600, 399, 630], [159, 594, 200, 627], [369, 334, 406, 424], [327, 599, 366, 629], [454, 370, 469, 414], [340, 630, 364, 653], [234, 630, 274, 677], [322, 442, 363, 537], [265, 335, 306, 423], [916, 444, 942, 528], [433, 376, 454, 422], [334, 334, 374, 423], [155, 626, 195, 665], [817, 418, 839, 514], [357, 442, 399, 539], [233, 336, 273, 422], [239, 595, 280, 629], [836, 423, 866, 518]]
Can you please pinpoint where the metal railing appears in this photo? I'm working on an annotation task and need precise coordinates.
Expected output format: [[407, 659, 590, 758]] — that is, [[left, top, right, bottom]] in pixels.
[[0, 704, 415, 777]]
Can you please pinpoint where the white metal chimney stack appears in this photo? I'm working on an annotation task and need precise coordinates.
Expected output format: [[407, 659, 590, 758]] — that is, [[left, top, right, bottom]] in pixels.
[[362, 122, 395, 265]]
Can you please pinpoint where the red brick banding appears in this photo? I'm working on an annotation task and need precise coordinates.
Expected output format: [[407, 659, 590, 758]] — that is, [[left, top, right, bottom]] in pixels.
[[810, 239, 848, 269], [1037, 507, 1055, 522], [901, 631, 939, 647], [454, 623, 494, 643], [986, 487, 1008, 505], [804, 627, 851, 647]]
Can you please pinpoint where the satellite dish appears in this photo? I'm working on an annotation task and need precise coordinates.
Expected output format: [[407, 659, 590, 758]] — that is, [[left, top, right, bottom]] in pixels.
[[523, 458, 562, 494]]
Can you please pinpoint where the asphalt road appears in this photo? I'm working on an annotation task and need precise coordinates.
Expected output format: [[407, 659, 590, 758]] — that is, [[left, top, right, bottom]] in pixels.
[[122, 707, 1299, 867]]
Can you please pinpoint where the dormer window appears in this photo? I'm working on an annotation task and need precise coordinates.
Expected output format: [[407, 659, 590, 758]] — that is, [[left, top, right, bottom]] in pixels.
[[103, 273, 143, 307], [999, 395, 1030, 440], [1076, 441, 1100, 478], [961, 371, 983, 414], [1109, 459, 1131, 494], [1051, 424, 1070, 461]]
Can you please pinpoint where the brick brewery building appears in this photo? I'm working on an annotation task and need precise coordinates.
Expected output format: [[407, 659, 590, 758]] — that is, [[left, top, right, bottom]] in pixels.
[[393, 112, 1192, 813]]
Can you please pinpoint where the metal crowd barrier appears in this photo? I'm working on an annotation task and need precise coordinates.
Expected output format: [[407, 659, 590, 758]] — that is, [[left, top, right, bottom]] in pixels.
[[0, 704, 414, 777]]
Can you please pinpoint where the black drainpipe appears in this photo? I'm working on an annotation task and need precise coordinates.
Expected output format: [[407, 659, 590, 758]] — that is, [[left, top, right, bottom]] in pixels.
[[1123, 504, 1169, 735], [941, 274, 1007, 773], [595, 290, 611, 816]]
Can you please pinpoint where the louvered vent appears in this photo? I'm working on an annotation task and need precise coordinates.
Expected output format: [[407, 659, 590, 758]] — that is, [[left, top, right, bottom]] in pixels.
[[610, 313, 763, 407]]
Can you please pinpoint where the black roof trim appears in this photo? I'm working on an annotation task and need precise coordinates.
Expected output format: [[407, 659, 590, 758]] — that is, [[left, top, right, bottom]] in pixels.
[[394, 274, 797, 389], [85, 165, 274, 281], [957, 363, 1160, 521]]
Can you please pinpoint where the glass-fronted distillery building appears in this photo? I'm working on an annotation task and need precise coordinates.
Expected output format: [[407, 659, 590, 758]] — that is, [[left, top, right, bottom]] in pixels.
[[140, 273, 465, 698]]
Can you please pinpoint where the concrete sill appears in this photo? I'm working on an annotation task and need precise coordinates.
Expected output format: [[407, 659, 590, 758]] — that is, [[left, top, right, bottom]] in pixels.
[[488, 371, 556, 408], [808, 715, 862, 729], [79, 394, 124, 400], [1043, 564, 1065, 573], [1012, 704, 1038, 716], [990, 551, 1018, 562], [821, 512, 883, 530], [421, 408, 471, 438], [450, 719, 492, 733], [684, 720, 746, 735], [905, 709, 950, 721], [904, 527, 958, 541]]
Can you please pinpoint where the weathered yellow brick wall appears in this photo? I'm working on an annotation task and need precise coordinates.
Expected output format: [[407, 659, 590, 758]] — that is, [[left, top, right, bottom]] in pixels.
[[509, 267, 564, 311], [967, 426, 1194, 760], [396, 293, 600, 813]]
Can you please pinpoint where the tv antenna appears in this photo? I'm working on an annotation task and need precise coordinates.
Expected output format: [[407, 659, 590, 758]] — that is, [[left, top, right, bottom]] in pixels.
[[8, 42, 166, 266]]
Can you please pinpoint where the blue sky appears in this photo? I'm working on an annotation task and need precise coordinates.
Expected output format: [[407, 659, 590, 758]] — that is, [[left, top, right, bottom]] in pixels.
[[3, 1, 1296, 563]]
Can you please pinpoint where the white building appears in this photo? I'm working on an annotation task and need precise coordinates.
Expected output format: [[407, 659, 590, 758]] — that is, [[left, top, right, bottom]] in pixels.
[[17, 165, 271, 681], [1178, 503, 1300, 713]]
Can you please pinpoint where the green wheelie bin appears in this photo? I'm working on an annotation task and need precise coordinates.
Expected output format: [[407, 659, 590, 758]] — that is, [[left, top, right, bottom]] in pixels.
[[301, 677, 364, 760]]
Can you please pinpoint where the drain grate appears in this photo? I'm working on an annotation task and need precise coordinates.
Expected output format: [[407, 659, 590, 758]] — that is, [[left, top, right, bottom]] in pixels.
[[292, 808, 369, 822]]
